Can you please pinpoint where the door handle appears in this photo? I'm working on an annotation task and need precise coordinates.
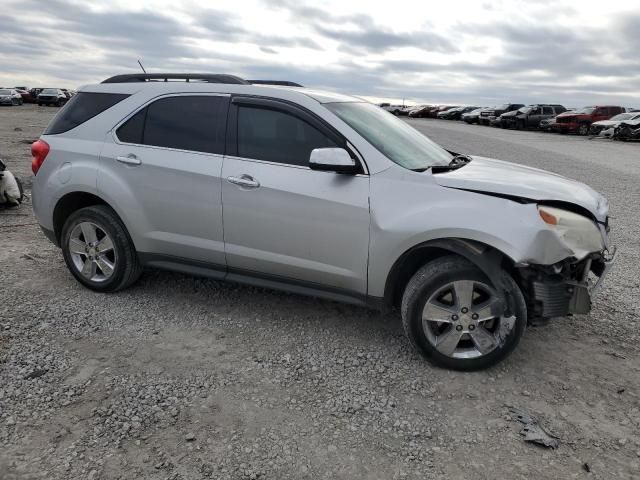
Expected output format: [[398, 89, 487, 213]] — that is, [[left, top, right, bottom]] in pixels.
[[227, 175, 260, 189], [116, 154, 141, 166]]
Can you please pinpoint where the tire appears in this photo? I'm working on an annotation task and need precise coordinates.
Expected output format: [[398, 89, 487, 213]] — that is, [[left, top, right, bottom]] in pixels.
[[578, 123, 590, 136], [401, 255, 526, 371], [38, 103, 42, 106], [61, 205, 143, 292]]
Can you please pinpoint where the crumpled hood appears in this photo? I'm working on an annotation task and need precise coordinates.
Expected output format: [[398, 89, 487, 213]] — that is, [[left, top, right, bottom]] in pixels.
[[433, 156, 608, 221], [592, 120, 618, 127]]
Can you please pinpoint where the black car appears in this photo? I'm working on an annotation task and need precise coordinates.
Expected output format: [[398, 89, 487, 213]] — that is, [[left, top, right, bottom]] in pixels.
[[37, 88, 68, 106], [493, 109, 519, 128], [439, 106, 479, 120], [502, 104, 567, 129], [478, 103, 525, 125]]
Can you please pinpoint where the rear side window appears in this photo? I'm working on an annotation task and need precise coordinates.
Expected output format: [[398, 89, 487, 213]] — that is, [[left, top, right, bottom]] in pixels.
[[116, 96, 227, 154], [237, 106, 336, 166], [44, 92, 129, 134]]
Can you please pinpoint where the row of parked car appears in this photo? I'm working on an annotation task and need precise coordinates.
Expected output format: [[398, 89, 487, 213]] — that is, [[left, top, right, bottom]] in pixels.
[[380, 102, 640, 141], [0, 87, 76, 107]]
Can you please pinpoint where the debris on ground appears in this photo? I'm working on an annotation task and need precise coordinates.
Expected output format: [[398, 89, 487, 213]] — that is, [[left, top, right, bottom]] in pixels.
[[509, 407, 560, 449], [0, 159, 24, 207]]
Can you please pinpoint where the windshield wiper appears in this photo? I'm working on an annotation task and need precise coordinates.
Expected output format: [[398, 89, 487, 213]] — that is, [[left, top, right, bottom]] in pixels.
[[431, 154, 472, 173], [411, 154, 472, 173]]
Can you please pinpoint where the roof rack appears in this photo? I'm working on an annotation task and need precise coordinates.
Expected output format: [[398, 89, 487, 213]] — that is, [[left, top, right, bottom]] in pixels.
[[101, 73, 250, 84], [249, 80, 304, 87]]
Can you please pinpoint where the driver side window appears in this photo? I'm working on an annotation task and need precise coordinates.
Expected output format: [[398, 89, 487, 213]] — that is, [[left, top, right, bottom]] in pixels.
[[237, 106, 337, 167]]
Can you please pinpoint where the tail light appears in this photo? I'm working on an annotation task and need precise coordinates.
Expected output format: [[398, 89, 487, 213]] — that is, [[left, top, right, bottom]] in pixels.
[[31, 139, 50, 175]]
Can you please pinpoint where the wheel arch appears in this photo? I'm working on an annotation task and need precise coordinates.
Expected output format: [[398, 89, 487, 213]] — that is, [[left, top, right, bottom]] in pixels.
[[383, 238, 518, 308], [52, 191, 114, 246]]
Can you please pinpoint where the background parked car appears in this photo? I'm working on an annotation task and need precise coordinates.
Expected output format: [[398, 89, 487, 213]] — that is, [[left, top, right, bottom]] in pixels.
[[438, 106, 478, 120], [478, 103, 524, 125], [589, 112, 640, 138], [462, 107, 485, 124], [408, 105, 435, 118], [502, 104, 567, 129], [436, 106, 461, 119], [430, 105, 458, 118], [0, 88, 23, 105], [539, 116, 557, 132], [15, 88, 36, 103], [614, 118, 640, 140], [37, 88, 68, 106], [379, 103, 405, 115], [494, 109, 520, 128], [552, 105, 625, 135]]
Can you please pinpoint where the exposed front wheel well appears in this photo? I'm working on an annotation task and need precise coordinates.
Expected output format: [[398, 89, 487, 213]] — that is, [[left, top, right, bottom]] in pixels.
[[384, 239, 518, 308], [52, 192, 108, 245]]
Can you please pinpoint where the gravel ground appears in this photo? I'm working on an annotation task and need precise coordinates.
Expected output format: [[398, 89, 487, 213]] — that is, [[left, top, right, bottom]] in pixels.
[[1, 105, 639, 479]]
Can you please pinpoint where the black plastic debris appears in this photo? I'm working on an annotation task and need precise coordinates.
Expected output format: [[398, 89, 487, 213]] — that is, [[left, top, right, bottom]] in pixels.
[[509, 407, 560, 449], [24, 369, 48, 380]]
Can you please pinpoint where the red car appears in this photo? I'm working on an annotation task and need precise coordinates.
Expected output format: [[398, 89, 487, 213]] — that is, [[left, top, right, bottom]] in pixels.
[[551, 105, 626, 135], [15, 89, 36, 103]]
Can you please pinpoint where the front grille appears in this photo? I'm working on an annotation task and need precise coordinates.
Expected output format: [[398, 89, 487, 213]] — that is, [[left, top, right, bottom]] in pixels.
[[556, 117, 573, 124]]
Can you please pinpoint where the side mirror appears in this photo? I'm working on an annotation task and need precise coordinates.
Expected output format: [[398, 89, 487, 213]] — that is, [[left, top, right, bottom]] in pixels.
[[309, 148, 358, 174]]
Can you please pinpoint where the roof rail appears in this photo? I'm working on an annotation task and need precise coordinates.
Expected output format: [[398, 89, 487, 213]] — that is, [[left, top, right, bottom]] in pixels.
[[101, 73, 250, 84], [249, 80, 304, 87]]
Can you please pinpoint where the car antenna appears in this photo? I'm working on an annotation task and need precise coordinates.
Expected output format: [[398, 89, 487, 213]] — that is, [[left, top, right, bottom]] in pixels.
[[137, 60, 147, 74]]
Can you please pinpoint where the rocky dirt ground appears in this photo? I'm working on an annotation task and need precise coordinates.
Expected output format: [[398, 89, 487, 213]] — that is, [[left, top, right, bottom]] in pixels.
[[1, 105, 639, 479]]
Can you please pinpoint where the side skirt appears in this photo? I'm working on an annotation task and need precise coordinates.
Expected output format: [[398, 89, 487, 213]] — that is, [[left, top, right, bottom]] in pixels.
[[138, 253, 384, 309]]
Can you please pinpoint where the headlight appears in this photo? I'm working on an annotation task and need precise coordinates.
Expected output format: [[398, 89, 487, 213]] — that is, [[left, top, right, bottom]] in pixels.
[[537, 205, 603, 256]]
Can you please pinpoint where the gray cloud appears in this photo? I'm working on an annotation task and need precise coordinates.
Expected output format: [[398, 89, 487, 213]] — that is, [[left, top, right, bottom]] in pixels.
[[1, 0, 638, 108]]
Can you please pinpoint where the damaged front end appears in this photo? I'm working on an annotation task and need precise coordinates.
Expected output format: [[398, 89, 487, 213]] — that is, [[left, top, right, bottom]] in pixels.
[[519, 247, 616, 324]]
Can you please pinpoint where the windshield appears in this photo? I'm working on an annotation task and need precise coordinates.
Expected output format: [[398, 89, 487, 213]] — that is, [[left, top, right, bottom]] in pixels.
[[41, 89, 58, 94], [0, 89, 12, 95], [574, 106, 595, 114], [518, 107, 532, 114], [326, 102, 453, 170]]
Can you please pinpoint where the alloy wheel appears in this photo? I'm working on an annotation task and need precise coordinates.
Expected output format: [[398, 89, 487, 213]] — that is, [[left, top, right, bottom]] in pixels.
[[421, 280, 515, 359], [68, 222, 116, 282]]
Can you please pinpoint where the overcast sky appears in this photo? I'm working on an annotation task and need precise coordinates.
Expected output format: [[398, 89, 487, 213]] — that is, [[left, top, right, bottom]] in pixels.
[[2, 0, 639, 106]]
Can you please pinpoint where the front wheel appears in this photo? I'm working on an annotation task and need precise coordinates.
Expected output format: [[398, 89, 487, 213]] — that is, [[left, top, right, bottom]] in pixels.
[[61, 205, 143, 292], [578, 123, 590, 135], [401, 256, 526, 371]]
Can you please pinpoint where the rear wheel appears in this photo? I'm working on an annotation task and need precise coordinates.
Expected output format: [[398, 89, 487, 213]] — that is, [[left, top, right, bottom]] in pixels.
[[61, 205, 143, 292], [401, 256, 526, 370]]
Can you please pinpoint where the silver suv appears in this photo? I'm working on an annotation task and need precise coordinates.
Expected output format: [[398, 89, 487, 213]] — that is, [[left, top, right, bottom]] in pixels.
[[31, 73, 615, 370]]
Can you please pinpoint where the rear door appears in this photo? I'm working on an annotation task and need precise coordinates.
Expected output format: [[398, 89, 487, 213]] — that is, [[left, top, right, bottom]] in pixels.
[[526, 107, 542, 127], [99, 94, 229, 268], [221, 97, 370, 295]]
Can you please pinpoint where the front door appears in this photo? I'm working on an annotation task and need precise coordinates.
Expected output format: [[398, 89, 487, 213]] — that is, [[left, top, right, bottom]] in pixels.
[[221, 99, 370, 294]]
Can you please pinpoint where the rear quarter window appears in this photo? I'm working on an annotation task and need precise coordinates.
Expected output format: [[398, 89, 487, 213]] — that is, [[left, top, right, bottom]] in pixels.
[[44, 92, 130, 134]]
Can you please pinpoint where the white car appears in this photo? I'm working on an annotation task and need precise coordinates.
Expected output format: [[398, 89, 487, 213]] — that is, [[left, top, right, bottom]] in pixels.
[[589, 112, 640, 138]]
